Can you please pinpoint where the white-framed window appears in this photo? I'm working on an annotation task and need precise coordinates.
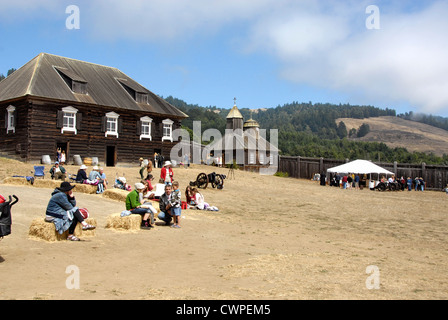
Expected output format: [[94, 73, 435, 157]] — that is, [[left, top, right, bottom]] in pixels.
[[259, 153, 265, 165], [6, 105, 15, 134], [162, 119, 174, 142], [105, 112, 120, 138], [140, 116, 152, 140], [61, 106, 78, 134], [249, 151, 256, 164]]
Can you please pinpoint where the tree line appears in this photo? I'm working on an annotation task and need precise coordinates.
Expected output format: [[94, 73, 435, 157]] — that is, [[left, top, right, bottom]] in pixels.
[[164, 96, 448, 165]]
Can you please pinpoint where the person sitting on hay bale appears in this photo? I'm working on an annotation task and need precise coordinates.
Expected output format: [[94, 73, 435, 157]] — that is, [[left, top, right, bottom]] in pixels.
[[125, 183, 156, 230], [87, 166, 105, 194], [49, 162, 66, 181], [45, 182, 95, 241], [75, 164, 88, 184]]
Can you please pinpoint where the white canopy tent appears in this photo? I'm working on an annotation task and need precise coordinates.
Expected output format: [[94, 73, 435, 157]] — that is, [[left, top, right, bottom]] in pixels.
[[327, 159, 394, 175], [327, 159, 394, 189]]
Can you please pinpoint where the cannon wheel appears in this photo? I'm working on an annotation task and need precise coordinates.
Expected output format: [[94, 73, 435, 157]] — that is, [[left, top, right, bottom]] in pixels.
[[212, 174, 225, 189], [376, 182, 386, 191], [196, 173, 209, 189]]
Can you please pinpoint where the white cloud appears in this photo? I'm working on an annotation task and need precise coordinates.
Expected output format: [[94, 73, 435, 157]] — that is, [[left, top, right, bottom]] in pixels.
[[246, 0, 448, 114]]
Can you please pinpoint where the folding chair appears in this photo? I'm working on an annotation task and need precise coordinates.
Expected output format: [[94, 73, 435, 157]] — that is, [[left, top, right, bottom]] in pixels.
[[33, 166, 45, 179]]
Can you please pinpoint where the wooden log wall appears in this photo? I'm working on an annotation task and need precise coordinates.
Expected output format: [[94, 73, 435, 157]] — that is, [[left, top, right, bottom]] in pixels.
[[279, 156, 448, 190], [0, 97, 183, 166]]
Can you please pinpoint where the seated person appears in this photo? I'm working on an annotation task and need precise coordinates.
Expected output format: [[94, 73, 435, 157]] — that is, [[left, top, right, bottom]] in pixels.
[[75, 165, 88, 183], [87, 166, 105, 193], [99, 167, 108, 190], [45, 182, 95, 241], [125, 183, 155, 229], [49, 162, 66, 181], [158, 184, 173, 226]]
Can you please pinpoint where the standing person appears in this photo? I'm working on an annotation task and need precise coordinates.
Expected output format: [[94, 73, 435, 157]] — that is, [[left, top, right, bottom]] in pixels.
[[169, 181, 182, 228], [158, 184, 173, 226], [406, 177, 413, 191], [354, 174, 360, 190], [319, 172, 326, 186], [342, 174, 348, 189], [60, 150, 66, 165], [160, 161, 174, 185], [154, 152, 159, 168], [56, 147, 61, 163], [125, 183, 155, 229], [146, 158, 153, 176], [139, 158, 146, 179], [45, 182, 95, 241], [335, 173, 341, 188], [158, 154, 164, 169]]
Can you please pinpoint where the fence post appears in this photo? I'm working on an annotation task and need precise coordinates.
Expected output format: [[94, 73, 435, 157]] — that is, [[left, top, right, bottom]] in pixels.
[[394, 161, 398, 177], [297, 156, 301, 179]]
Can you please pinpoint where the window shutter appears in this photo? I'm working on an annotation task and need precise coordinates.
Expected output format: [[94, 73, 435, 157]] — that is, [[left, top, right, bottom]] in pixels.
[[118, 118, 123, 134], [151, 121, 156, 138], [136, 120, 141, 135], [56, 110, 63, 128], [101, 116, 106, 132], [4, 111, 7, 128], [75, 112, 82, 130], [13, 109, 17, 127]]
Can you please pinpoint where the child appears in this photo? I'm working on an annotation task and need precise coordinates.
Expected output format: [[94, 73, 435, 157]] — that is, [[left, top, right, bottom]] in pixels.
[[170, 181, 182, 228], [185, 185, 195, 207]]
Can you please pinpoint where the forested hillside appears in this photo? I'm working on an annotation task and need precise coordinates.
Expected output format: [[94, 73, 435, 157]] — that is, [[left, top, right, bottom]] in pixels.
[[165, 97, 448, 165]]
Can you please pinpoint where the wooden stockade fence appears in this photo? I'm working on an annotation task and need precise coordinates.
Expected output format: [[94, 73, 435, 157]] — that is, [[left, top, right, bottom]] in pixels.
[[278, 156, 448, 191]]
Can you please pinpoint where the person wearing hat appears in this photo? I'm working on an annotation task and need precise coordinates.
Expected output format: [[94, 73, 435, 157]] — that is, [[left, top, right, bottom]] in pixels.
[[45, 182, 95, 241], [125, 182, 156, 230], [88, 165, 105, 193], [160, 161, 174, 185], [49, 161, 67, 181], [75, 164, 88, 184]]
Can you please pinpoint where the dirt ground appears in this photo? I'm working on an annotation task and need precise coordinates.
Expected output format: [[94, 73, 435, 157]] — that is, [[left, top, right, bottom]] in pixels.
[[0, 158, 447, 300]]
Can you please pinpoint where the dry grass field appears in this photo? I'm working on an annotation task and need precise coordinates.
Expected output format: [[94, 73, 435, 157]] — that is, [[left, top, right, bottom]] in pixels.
[[0, 157, 447, 300], [337, 116, 448, 157]]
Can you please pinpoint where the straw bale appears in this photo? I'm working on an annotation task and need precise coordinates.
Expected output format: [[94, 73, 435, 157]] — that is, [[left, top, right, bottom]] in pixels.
[[103, 188, 129, 202], [2, 177, 32, 186], [28, 218, 97, 242], [105, 213, 142, 231]]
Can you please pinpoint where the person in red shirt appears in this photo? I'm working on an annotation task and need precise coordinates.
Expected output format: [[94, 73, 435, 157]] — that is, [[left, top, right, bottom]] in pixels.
[[160, 161, 174, 185]]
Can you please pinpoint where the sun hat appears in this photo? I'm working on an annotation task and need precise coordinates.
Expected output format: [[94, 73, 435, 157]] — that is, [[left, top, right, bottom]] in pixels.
[[80, 164, 87, 170], [57, 182, 75, 192], [164, 161, 172, 167], [135, 182, 145, 190], [93, 166, 99, 170]]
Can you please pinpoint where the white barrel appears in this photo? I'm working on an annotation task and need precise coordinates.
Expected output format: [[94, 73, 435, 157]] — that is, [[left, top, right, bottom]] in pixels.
[[73, 155, 83, 166], [41, 155, 52, 164], [91, 157, 99, 166]]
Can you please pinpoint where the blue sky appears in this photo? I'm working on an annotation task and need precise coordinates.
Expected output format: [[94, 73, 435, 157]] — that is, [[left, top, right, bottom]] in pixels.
[[1, 0, 447, 117]]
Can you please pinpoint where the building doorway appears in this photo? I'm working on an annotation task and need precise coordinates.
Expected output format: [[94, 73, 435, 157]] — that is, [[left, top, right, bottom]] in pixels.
[[56, 142, 68, 164], [106, 146, 116, 167]]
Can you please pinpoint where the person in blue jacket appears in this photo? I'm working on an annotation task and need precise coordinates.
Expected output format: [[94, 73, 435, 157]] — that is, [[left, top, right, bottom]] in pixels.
[[45, 182, 95, 241]]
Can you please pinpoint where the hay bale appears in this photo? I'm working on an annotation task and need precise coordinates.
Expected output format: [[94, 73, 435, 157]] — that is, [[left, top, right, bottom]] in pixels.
[[2, 177, 32, 186], [71, 183, 98, 194], [33, 179, 61, 189], [29, 217, 97, 242], [105, 213, 142, 231], [103, 189, 129, 202]]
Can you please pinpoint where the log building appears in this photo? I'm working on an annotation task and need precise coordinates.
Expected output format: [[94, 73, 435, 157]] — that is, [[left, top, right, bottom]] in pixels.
[[0, 53, 187, 166]]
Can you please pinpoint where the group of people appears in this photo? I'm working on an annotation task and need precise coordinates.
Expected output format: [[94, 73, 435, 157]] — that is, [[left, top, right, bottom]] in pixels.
[[330, 173, 361, 190], [74, 165, 108, 193], [56, 148, 66, 165]]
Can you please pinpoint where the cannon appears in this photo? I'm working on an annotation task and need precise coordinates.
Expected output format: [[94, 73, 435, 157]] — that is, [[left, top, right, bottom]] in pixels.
[[190, 172, 226, 189]]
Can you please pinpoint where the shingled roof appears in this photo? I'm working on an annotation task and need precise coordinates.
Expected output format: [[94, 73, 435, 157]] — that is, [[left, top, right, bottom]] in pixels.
[[0, 53, 188, 119]]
